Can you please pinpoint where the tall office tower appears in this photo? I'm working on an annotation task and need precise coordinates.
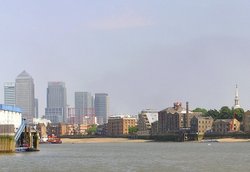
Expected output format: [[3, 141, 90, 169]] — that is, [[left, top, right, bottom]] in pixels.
[[75, 92, 94, 124], [15, 71, 35, 123], [45, 82, 67, 123], [34, 98, 39, 118], [4, 82, 16, 106], [94, 93, 109, 125]]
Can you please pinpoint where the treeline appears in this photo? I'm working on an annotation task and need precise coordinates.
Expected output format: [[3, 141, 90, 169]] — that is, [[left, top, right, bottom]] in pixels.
[[193, 106, 244, 122]]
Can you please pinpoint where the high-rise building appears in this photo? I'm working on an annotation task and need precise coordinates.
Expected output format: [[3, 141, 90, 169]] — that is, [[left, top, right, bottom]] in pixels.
[[75, 92, 94, 124], [15, 71, 35, 123], [34, 98, 39, 118], [94, 93, 109, 125], [45, 82, 67, 123], [4, 82, 16, 106]]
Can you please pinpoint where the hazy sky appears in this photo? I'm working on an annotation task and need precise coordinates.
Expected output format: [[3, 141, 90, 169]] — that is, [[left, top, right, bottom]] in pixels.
[[1, 0, 250, 116]]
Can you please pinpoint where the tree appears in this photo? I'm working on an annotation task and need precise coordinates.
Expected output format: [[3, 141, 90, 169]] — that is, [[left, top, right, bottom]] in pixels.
[[193, 108, 208, 116], [86, 124, 97, 135], [128, 126, 138, 135], [219, 106, 232, 119], [205, 109, 220, 119], [232, 108, 244, 122]]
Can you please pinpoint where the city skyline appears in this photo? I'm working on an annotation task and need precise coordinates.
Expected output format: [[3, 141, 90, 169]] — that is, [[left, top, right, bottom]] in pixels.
[[0, 70, 245, 117], [1, 1, 250, 115]]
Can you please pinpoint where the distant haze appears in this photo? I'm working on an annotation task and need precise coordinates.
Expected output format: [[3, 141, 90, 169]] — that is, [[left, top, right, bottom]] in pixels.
[[1, 1, 250, 116]]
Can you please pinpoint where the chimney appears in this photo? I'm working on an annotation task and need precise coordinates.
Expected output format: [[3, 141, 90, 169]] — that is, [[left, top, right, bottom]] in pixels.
[[185, 101, 189, 128]]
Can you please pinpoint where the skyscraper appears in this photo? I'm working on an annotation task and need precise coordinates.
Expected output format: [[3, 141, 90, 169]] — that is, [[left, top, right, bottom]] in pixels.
[[45, 82, 67, 123], [34, 98, 39, 118], [15, 71, 35, 123], [94, 93, 109, 124], [75, 92, 94, 124], [4, 82, 16, 106]]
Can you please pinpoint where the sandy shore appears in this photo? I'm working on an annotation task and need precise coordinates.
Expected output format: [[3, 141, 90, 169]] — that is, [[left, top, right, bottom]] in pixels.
[[61, 138, 150, 144], [61, 137, 250, 144], [216, 138, 250, 143]]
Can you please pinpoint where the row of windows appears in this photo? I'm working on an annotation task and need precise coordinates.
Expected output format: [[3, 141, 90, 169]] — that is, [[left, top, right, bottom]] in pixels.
[[198, 121, 211, 124]]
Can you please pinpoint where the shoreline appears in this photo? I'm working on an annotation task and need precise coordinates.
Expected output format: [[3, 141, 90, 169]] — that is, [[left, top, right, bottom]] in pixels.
[[61, 138, 150, 144], [216, 138, 250, 143], [60, 137, 250, 144]]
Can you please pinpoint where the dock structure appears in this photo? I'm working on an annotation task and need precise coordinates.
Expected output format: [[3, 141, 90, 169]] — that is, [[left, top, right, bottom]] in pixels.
[[0, 104, 39, 153]]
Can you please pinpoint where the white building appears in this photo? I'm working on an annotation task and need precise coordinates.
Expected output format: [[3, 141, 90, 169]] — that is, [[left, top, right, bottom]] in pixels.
[[137, 109, 158, 136], [0, 104, 22, 132]]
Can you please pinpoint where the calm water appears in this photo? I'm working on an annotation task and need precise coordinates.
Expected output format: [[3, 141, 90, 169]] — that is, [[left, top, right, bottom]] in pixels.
[[0, 142, 250, 172]]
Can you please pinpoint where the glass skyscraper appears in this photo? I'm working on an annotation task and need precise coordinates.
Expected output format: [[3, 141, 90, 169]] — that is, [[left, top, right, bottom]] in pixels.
[[4, 82, 16, 106], [94, 93, 109, 125], [75, 92, 94, 124], [45, 82, 67, 123], [15, 71, 35, 123]]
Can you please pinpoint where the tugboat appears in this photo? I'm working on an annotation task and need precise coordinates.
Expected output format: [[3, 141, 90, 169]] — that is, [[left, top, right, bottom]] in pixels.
[[47, 135, 62, 144]]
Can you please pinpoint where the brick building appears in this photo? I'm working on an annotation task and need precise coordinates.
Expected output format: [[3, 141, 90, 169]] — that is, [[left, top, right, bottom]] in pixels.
[[158, 102, 201, 134], [107, 116, 136, 136], [213, 118, 240, 134], [243, 111, 250, 132], [190, 116, 213, 134]]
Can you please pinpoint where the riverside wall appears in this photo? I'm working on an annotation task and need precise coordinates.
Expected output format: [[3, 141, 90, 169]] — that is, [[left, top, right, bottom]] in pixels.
[[0, 135, 15, 153]]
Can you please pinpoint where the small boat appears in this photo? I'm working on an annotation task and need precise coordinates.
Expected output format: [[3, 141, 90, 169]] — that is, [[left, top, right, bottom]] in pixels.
[[47, 136, 62, 144]]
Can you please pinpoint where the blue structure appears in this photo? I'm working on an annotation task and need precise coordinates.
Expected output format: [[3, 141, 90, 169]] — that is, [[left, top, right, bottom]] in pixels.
[[0, 104, 22, 113]]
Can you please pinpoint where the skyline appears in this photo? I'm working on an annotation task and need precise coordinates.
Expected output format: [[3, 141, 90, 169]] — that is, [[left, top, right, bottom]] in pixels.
[[1, 1, 250, 115]]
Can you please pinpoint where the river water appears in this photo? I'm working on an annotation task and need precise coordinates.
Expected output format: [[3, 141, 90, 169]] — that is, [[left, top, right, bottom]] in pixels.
[[0, 142, 250, 172]]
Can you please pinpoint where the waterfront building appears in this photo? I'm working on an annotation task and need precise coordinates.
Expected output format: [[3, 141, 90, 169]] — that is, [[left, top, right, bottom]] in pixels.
[[47, 123, 67, 136], [107, 116, 136, 136], [67, 107, 76, 124], [94, 93, 109, 125], [137, 109, 158, 136], [151, 121, 158, 136], [15, 71, 35, 123], [213, 118, 240, 134], [0, 104, 22, 132], [45, 82, 67, 123], [36, 123, 47, 140], [233, 84, 241, 109], [158, 102, 201, 134], [65, 124, 88, 135], [75, 92, 94, 124], [190, 116, 214, 134], [0, 104, 22, 153], [4, 82, 16, 106], [243, 111, 250, 132], [96, 124, 108, 136]]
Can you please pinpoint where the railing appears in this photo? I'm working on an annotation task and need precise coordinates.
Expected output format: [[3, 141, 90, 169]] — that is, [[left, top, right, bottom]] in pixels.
[[14, 119, 26, 142]]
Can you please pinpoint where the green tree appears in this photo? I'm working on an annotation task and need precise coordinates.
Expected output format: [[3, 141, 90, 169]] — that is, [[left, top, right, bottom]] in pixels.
[[128, 126, 138, 134], [86, 124, 97, 135], [193, 108, 208, 115], [232, 108, 244, 122], [205, 109, 220, 119], [219, 106, 232, 119]]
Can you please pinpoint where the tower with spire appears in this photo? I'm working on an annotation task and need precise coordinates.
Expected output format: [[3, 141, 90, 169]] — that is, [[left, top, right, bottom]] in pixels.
[[234, 84, 240, 109]]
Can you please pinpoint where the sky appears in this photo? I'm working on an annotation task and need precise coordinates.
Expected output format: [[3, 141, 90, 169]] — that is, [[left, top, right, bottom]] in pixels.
[[1, 0, 250, 116]]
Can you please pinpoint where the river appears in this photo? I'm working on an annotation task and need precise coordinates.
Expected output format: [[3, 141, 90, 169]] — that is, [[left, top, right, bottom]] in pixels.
[[0, 142, 250, 172]]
